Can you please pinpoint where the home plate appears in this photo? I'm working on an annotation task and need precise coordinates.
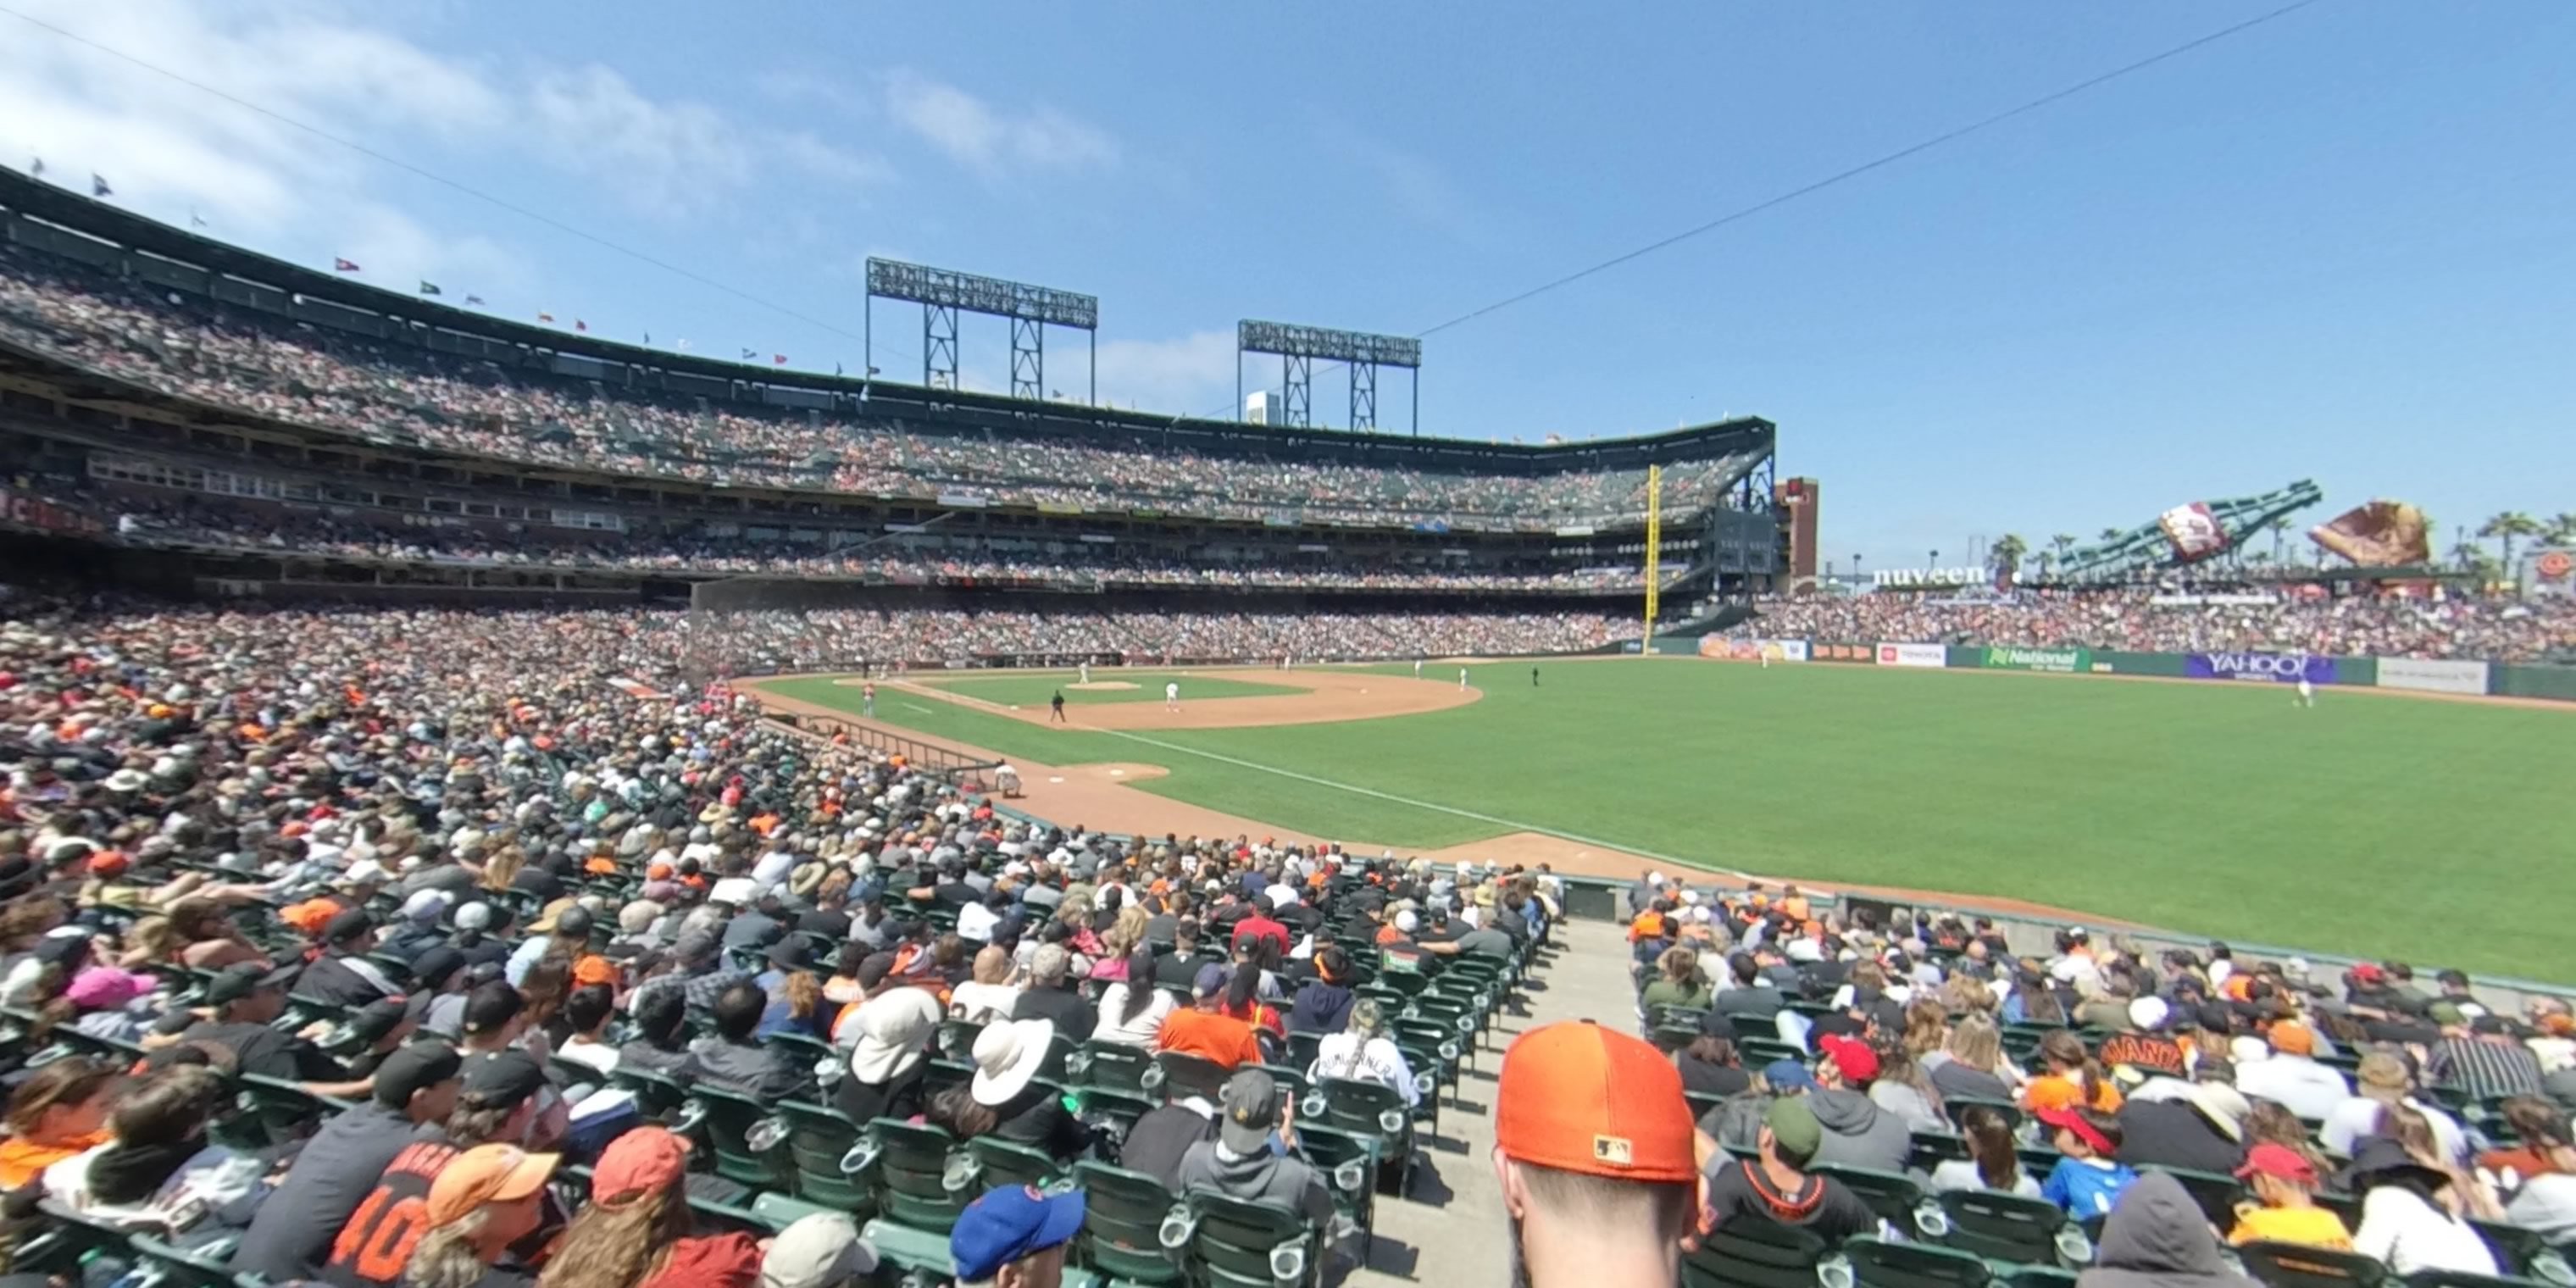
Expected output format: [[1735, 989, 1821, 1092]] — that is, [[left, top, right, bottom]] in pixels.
[[1048, 776, 1064, 784]]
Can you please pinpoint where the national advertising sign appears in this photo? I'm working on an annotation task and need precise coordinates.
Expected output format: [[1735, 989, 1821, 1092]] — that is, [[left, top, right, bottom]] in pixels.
[[2376, 658, 2490, 696], [2185, 652, 2338, 684], [1980, 646, 2091, 673], [1875, 642, 1946, 669]]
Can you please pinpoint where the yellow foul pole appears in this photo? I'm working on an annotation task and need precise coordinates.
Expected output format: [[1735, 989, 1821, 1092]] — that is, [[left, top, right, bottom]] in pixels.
[[1642, 464, 1662, 649]]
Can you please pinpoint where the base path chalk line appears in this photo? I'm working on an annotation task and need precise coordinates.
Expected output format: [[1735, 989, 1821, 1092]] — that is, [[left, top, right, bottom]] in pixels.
[[1091, 725, 1745, 878]]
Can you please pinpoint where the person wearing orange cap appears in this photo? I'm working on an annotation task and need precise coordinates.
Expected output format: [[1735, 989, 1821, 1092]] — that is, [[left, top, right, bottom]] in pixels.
[[2236, 1020, 2350, 1121], [1492, 1021, 1697, 1288], [401, 1143, 561, 1288], [542, 1126, 760, 1288]]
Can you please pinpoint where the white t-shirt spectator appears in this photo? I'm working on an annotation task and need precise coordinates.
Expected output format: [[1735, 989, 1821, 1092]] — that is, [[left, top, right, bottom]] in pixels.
[[956, 902, 999, 943], [1309, 1033, 1418, 1108], [2352, 1186, 2499, 1275], [2321, 1096, 2466, 1163], [1091, 984, 1176, 1046], [2235, 1055, 2351, 1122], [948, 980, 1022, 1025]]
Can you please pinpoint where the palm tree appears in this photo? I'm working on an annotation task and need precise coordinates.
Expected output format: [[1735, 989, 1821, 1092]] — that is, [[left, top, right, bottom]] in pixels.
[[2479, 512, 2542, 572], [2447, 540, 2484, 571], [2098, 527, 2122, 543], [2545, 512, 2576, 548], [1990, 534, 2029, 584]]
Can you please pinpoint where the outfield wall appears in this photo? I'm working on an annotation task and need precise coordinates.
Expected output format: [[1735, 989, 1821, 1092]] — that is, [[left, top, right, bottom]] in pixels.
[[1730, 637, 2572, 702]]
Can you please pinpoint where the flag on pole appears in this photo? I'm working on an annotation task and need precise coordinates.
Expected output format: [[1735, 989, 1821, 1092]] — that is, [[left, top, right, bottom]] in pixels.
[[465, 295, 485, 306], [418, 281, 442, 297], [332, 258, 360, 273], [189, 208, 207, 230], [575, 319, 587, 332], [537, 312, 555, 323], [774, 354, 787, 365], [643, 332, 652, 345], [835, 362, 844, 376], [91, 174, 111, 197], [26, 157, 40, 177], [741, 348, 757, 360]]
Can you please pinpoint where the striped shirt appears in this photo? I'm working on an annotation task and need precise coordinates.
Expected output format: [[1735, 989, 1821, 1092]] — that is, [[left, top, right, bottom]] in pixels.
[[2428, 1037, 2544, 1101]]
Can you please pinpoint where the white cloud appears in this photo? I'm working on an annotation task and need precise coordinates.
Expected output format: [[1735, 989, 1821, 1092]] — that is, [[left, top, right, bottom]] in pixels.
[[1094, 330, 1237, 414], [0, 0, 892, 258], [882, 69, 1118, 177]]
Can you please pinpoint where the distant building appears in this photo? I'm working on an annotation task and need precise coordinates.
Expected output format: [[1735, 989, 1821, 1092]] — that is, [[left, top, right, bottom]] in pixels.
[[1245, 390, 1285, 425]]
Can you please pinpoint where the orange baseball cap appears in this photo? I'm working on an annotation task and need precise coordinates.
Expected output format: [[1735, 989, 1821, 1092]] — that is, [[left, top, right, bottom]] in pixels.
[[2268, 1020, 2316, 1056], [425, 1144, 559, 1228], [1496, 1021, 1695, 1183], [592, 1125, 690, 1209], [572, 955, 622, 988]]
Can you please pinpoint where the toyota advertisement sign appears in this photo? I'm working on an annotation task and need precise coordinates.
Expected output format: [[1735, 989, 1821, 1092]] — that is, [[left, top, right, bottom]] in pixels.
[[2185, 652, 2340, 685]]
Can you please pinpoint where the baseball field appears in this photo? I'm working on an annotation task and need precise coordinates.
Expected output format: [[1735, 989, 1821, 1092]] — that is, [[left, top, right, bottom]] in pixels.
[[754, 659, 2576, 980]]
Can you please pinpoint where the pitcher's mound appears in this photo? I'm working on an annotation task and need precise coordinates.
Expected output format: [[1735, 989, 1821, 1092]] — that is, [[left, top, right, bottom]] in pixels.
[[1066, 681, 1140, 691]]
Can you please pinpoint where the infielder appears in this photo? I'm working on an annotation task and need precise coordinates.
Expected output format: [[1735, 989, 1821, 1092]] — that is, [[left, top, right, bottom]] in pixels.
[[1458, 666, 1468, 690], [1165, 680, 1180, 711], [1080, 662, 1091, 684], [1413, 658, 1423, 680]]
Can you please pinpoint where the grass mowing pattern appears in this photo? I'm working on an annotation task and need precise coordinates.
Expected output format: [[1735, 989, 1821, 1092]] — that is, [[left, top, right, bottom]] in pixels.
[[765, 664, 2576, 977], [915, 670, 1303, 707]]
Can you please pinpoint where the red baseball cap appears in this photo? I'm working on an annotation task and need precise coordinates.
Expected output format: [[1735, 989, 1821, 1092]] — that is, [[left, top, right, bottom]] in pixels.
[[2234, 1142, 2318, 1185], [1817, 1033, 1880, 1085], [591, 1126, 690, 1209], [2036, 1106, 2113, 1155], [1496, 1022, 1695, 1184]]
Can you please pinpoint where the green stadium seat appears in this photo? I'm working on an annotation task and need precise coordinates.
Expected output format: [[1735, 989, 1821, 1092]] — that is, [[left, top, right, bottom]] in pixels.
[[2237, 1240, 2394, 1288], [1681, 1214, 1832, 1288], [1839, 1235, 1996, 1288], [1071, 1161, 1191, 1287]]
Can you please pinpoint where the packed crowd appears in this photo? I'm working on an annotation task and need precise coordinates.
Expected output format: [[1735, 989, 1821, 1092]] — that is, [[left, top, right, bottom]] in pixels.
[[691, 605, 1627, 670], [0, 245, 1757, 529], [0, 585, 1558, 1285], [1733, 590, 2576, 663], [112, 497, 1659, 594], [1602, 875, 2576, 1286]]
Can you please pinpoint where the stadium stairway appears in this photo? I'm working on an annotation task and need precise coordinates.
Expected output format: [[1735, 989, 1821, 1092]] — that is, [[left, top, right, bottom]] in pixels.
[[1346, 916, 1638, 1287]]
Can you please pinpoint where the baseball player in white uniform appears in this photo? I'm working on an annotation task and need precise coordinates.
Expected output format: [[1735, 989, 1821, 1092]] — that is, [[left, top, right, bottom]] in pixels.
[[1413, 658, 1423, 680], [1165, 680, 1180, 711], [1080, 662, 1091, 684], [2296, 675, 2315, 708], [1458, 666, 1468, 690]]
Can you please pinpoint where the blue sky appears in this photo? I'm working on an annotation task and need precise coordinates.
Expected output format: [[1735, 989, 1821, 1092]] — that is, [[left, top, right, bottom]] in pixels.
[[6, 0, 2570, 569]]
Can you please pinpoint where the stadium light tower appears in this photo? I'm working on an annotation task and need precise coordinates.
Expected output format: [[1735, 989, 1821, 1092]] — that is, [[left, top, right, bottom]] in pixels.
[[1235, 320, 1422, 434], [863, 258, 1099, 402]]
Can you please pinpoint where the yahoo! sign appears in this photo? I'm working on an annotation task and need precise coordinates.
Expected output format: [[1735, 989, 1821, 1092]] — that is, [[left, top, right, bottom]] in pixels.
[[2185, 652, 2339, 685]]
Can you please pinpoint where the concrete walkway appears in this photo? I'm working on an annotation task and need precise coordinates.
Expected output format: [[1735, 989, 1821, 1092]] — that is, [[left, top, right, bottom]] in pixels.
[[1346, 917, 1640, 1285]]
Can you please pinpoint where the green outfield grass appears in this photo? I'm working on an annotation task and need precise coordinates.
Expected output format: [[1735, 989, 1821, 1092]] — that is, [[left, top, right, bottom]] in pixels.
[[913, 670, 1302, 707], [763, 663, 2576, 979]]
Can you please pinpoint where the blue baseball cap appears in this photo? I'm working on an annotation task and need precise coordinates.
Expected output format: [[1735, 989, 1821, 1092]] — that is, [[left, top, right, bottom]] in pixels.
[[951, 1185, 1086, 1282], [1763, 1058, 1817, 1091]]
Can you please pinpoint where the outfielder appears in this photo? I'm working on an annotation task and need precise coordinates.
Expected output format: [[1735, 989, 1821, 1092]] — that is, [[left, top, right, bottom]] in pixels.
[[1165, 680, 1180, 711], [2296, 675, 2315, 708]]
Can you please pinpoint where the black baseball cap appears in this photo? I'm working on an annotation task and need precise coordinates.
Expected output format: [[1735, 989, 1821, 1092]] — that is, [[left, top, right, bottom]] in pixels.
[[408, 947, 469, 992], [206, 961, 301, 1007], [457, 1049, 546, 1111], [372, 1041, 464, 1109], [323, 908, 375, 946], [460, 981, 525, 1036]]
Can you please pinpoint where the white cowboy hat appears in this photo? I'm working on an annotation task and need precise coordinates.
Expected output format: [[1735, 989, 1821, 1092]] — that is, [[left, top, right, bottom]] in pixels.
[[969, 1018, 1055, 1107]]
